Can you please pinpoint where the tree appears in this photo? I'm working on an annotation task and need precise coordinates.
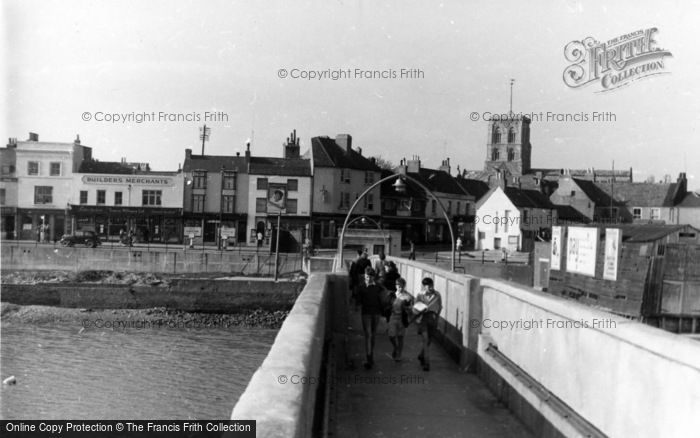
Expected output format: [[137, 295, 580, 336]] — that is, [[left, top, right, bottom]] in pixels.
[[370, 156, 395, 171]]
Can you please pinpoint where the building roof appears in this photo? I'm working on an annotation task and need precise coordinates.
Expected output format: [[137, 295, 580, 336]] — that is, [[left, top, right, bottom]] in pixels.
[[79, 160, 147, 174], [503, 186, 555, 209], [616, 224, 698, 242], [572, 178, 621, 207], [553, 205, 590, 224], [310, 136, 381, 171], [248, 157, 311, 176], [676, 192, 700, 208], [411, 168, 468, 196], [476, 185, 555, 211], [593, 181, 678, 207], [182, 154, 248, 173], [455, 178, 490, 200]]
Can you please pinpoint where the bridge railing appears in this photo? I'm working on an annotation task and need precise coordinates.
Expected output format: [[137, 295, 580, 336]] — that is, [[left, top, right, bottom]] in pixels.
[[387, 256, 700, 438], [231, 273, 348, 438]]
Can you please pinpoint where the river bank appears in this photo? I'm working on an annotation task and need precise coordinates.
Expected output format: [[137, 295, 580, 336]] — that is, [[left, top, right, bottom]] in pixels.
[[0, 303, 288, 329]]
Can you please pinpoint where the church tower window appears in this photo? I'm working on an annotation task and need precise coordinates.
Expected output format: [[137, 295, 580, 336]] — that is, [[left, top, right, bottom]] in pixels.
[[508, 128, 516, 143], [491, 126, 501, 144]]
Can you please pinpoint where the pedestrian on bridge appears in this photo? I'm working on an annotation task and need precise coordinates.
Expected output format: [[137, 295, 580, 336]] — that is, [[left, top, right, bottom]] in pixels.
[[414, 277, 442, 371], [359, 267, 383, 370], [387, 277, 413, 362]]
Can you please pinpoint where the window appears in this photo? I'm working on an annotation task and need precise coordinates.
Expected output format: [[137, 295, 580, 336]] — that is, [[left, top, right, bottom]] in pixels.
[[447, 201, 452, 215], [340, 169, 351, 184], [80, 191, 88, 204], [504, 210, 510, 232], [50, 162, 61, 176], [142, 190, 162, 206], [431, 200, 436, 214], [193, 170, 207, 189], [570, 190, 576, 197], [523, 209, 529, 223], [507, 149, 514, 161], [508, 128, 516, 143], [193, 194, 205, 212], [222, 195, 235, 213], [365, 171, 375, 185], [2, 165, 15, 175], [286, 199, 298, 214], [456, 202, 461, 215], [339, 192, 351, 209], [633, 207, 642, 219], [97, 190, 106, 205], [256, 197, 267, 213], [34, 186, 53, 204], [657, 244, 666, 256], [114, 192, 122, 205], [492, 127, 501, 144], [257, 178, 268, 190], [0, 188, 5, 205], [222, 171, 236, 190], [28, 161, 39, 175], [287, 179, 298, 192], [492, 149, 500, 161], [364, 194, 374, 211], [650, 208, 661, 220]]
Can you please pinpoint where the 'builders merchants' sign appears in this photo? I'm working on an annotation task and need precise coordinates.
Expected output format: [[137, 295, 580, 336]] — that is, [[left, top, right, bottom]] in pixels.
[[82, 175, 175, 186], [566, 226, 598, 277]]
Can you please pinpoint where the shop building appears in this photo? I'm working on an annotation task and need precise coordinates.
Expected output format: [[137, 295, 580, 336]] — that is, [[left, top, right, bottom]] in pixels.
[[247, 130, 312, 251], [182, 147, 248, 246], [0, 139, 19, 239], [14, 133, 92, 241], [307, 134, 382, 248], [68, 160, 184, 242]]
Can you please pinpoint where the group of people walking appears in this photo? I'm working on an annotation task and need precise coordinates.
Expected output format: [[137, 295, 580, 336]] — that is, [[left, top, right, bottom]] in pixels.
[[349, 248, 442, 372]]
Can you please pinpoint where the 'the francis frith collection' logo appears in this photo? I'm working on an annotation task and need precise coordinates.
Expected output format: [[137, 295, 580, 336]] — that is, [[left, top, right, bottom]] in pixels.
[[563, 28, 672, 92]]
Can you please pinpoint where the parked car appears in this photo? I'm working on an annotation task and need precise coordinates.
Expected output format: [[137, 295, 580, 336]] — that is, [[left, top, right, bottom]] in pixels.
[[60, 230, 102, 248]]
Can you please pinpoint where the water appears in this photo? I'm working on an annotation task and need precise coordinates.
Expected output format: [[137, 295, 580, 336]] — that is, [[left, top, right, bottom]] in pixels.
[[0, 322, 276, 419]]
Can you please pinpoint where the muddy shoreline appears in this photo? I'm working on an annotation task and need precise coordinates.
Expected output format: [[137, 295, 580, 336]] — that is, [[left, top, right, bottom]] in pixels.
[[0, 302, 288, 329]]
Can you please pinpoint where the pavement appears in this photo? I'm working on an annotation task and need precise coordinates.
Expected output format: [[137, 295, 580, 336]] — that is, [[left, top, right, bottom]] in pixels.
[[331, 309, 533, 438]]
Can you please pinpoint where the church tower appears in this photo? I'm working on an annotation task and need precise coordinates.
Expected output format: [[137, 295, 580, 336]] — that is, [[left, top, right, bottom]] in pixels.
[[484, 115, 531, 177], [484, 80, 531, 177]]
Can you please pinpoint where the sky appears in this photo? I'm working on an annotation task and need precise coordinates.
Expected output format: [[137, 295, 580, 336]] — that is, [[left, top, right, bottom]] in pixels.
[[3, 0, 700, 189]]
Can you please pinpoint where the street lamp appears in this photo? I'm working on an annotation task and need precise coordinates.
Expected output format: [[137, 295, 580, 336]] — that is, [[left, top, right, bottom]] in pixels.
[[337, 173, 456, 272]]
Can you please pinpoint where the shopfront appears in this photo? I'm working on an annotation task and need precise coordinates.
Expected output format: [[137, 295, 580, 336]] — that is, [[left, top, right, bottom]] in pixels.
[[69, 205, 182, 243]]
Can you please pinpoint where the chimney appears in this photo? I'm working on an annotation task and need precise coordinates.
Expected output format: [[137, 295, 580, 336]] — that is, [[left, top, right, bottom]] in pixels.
[[397, 158, 407, 175], [6, 138, 17, 148], [236, 152, 240, 157], [438, 158, 451, 175], [336, 134, 352, 153], [406, 155, 421, 173], [185, 148, 192, 159], [283, 129, 300, 159], [245, 140, 251, 161], [357, 147, 362, 156], [28, 132, 39, 141], [74, 134, 81, 145], [489, 170, 507, 190]]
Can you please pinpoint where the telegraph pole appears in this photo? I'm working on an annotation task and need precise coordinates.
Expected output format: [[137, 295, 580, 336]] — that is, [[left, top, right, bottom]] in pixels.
[[200, 124, 211, 155], [274, 211, 281, 281]]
